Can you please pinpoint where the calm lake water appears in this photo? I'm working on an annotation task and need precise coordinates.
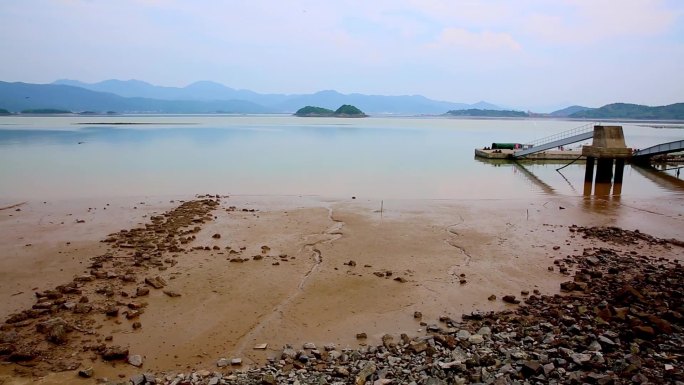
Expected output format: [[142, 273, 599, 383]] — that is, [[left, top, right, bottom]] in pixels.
[[0, 115, 682, 201]]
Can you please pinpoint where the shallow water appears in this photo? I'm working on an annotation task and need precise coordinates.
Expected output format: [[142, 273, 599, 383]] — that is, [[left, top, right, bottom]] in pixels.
[[0, 115, 682, 200]]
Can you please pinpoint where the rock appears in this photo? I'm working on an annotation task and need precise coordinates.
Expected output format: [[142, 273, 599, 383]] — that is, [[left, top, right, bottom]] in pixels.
[[217, 358, 229, 367], [254, 343, 268, 350], [571, 353, 591, 365], [502, 295, 520, 304], [334, 366, 350, 377], [456, 330, 471, 340], [231, 357, 242, 365], [521, 361, 541, 377], [47, 323, 68, 344], [104, 305, 119, 317], [128, 354, 143, 367], [476, 326, 491, 336], [632, 325, 655, 339], [409, 340, 428, 353], [136, 287, 150, 296], [356, 332, 367, 339], [78, 367, 94, 378], [73, 303, 92, 314], [130, 374, 146, 385], [413, 311, 422, 319], [355, 362, 377, 385], [303, 342, 316, 349], [381, 334, 394, 349], [145, 276, 166, 289], [102, 345, 129, 360], [262, 373, 276, 385], [212, 233, 221, 239], [467, 334, 484, 344], [132, 321, 142, 330], [393, 277, 407, 283], [487, 294, 496, 301], [560, 281, 577, 291], [163, 290, 181, 297]]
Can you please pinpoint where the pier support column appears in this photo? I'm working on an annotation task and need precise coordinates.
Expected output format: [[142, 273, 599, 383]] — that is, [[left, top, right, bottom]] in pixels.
[[614, 158, 625, 184], [595, 158, 614, 183], [584, 157, 595, 183]]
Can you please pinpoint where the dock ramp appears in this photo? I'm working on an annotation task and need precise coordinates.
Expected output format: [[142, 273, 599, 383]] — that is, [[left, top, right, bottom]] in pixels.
[[632, 139, 684, 158], [513, 123, 595, 158]]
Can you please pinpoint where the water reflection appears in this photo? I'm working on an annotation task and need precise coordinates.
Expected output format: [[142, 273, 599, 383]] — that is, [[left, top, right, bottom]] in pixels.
[[631, 164, 684, 191]]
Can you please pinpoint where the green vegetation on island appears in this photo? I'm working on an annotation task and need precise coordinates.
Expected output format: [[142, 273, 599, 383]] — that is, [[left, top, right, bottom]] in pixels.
[[0, 108, 10, 115], [294, 106, 335, 116], [445, 109, 527, 118], [295, 104, 367, 117], [21, 108, 72, 114], [569, 103, 684, 120]]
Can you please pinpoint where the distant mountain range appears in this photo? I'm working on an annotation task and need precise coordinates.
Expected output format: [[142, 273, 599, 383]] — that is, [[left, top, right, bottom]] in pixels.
[[0, 79, 682, 119], [46, 79, 498, 114]]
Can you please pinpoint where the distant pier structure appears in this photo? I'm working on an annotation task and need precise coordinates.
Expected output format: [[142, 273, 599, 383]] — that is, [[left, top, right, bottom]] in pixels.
[[581, 125, 631, 195]]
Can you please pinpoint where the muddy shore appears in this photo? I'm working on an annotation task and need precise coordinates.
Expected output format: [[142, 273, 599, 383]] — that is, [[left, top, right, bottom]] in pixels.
[[0, 194, 682, 384]]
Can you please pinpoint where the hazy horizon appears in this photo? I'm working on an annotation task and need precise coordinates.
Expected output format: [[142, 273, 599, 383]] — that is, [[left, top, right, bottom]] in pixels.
[[1, 1, 683, 111]]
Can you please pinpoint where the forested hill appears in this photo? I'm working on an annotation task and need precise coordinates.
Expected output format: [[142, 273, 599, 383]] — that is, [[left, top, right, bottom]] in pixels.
[[569, 103, 684, 120]]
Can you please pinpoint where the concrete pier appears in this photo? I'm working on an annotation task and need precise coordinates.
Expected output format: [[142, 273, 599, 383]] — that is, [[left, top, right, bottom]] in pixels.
[[581, 126, 632, 196]]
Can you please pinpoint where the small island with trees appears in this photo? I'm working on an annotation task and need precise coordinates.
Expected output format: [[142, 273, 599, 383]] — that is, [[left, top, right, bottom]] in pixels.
[[295, 104, 367, 117]]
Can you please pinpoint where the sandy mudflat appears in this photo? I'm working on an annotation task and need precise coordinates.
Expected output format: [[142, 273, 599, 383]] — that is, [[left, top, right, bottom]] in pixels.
[[0, 194, 683, 384]]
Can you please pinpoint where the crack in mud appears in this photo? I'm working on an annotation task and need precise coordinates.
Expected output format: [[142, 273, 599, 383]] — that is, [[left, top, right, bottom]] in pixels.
[[233, 206, 345, 357], [444, 214, 473, 270]]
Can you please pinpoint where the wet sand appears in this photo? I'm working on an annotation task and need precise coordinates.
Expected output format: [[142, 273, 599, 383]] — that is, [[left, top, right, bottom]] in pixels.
[[1, 194, 683, 384]]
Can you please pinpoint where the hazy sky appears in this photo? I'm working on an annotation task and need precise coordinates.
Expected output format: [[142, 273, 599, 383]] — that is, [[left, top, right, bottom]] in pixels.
[[1, 0, 683, 111]]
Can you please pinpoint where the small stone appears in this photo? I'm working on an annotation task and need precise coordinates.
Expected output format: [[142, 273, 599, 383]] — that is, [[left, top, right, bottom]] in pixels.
[[355, 362, 376, 385], [393, 277, 407, 283], [145, 276, 166, 289], [414, 311, 422, 319], [522, 361, 542, 377], [356, 332, 367, 339], [230, 357, 242, 365], [487, 294, 496, 301], [303, 342, 316, 349], [102, 345, 129, 360], [132, 321, 142, 330], [127, 354, 143, 367], [136, 287, 150, 296], [217, 358, 229, 367], [163, 290, 181, 297], [502, 295, 520, 304], [467, 334, 484, 344], [78, 367, 94, 378], [254, 343, 268, 350], [212, 233, 221, 239], [456, 330, 471, 340], [262, 373, 276, 385]]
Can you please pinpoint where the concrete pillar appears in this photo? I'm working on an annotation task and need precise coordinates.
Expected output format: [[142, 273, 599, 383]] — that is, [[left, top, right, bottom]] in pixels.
[[594, 182, 612, 196], [596, 158, 614, 183], [584, 157, 595, 183], [614, 158, 625, 184]]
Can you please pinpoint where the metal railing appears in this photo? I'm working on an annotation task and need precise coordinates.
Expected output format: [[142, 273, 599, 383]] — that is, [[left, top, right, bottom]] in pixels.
[[524, 122, 596, 148]]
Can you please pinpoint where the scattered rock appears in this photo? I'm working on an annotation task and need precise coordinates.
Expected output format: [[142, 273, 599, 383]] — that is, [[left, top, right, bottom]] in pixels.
[[163, 290, 181, 297], [128, 354, 143, 367], [502, 295, 520, 304]]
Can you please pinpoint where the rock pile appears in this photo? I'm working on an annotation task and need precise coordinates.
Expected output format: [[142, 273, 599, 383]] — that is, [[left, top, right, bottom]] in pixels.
[[0, 198, 220, 373]]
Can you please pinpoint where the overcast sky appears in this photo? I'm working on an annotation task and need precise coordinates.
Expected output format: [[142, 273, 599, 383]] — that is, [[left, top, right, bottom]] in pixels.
[[1, 0, 682, 111]]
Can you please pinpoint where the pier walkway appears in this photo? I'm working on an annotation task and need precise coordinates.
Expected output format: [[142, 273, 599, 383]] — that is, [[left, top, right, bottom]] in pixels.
[[512, 123, 595, 158], [632, 139, 684, 158]]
